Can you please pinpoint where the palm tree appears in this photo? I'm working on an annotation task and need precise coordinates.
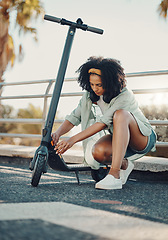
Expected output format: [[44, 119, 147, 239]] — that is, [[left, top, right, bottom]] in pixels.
[[158, 0, 168, 18], [0, 0, 44, 86]]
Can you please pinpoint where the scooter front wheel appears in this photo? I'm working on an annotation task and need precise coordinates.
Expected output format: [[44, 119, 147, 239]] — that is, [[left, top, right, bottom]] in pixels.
[[31, 154, 46, 187]]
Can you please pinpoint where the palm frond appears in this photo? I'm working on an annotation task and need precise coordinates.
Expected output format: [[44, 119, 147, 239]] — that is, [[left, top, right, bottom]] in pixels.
[[158, 0, 168, 18]]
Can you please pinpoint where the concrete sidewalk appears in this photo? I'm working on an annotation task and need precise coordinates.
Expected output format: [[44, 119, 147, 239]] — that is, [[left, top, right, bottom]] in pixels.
[[0, 144, 168, 173]]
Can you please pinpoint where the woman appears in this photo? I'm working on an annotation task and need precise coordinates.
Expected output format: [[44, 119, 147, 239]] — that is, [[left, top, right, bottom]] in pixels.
[[52, 56, 156, 190]]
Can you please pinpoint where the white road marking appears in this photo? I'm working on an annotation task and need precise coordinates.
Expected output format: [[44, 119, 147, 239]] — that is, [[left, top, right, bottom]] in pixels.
[[0, 202, 168, 240]]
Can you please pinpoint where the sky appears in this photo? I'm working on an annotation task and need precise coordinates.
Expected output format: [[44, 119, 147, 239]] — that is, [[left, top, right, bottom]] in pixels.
[[2, 0, 168, 118]]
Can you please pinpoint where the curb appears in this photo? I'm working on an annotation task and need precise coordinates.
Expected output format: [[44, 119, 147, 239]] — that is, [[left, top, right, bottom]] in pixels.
[[0, 144, 168, 177]]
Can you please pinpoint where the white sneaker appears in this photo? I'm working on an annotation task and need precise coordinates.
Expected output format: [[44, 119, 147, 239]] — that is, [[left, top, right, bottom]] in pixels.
[[120, 160, 134, 185], [95, 174, 122, 190]]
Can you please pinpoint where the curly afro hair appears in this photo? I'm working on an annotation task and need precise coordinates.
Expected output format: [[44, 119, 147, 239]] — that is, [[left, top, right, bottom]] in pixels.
[[76, 56, 126, 103]]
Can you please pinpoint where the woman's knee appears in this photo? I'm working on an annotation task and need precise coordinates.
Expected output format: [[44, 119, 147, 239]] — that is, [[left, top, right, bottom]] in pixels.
[[92, 143, 105, 163], [113, 109, 130, 125]]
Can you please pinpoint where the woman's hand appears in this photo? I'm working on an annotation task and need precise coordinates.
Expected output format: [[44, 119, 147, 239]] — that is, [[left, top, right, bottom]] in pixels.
[[55, 138, 75, 154], [51, 132, 60, 145]]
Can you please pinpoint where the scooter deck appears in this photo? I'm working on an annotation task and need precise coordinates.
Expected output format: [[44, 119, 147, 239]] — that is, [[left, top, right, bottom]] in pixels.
[[48, 141, 90, 171], [48, 152, 109, 185], [47, 143, 109, 185], [48, 147, 107, 171], [48, 151, 91, 172]]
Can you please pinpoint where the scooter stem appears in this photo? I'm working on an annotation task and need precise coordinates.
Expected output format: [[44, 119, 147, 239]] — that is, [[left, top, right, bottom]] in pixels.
[[41, 25, 76, 146]]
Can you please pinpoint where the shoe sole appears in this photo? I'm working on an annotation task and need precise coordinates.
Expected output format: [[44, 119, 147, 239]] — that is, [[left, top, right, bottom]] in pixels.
[[95, 184, 122, 190]]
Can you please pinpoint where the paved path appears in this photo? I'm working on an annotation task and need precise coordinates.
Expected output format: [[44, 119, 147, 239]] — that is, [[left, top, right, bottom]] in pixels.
[[1, 202, 168, 240], [0, 163, 168, 240]]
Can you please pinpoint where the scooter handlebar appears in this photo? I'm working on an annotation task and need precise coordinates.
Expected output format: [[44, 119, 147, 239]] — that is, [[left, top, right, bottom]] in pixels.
[[44, 14, 103, 35], [44, 15, 61, 23], [87, 26, 103, 35]]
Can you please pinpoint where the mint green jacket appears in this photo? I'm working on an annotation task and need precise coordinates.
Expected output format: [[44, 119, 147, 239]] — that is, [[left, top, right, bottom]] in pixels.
[[66, 87, 152, 134], [65, 87, 155, 167]]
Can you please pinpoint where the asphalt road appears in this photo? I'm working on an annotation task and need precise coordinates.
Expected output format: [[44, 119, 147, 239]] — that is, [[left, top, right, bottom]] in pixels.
[[0, 162, 168, 239]]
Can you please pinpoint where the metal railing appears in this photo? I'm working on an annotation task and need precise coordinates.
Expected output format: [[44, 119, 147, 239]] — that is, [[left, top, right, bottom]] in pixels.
[[0, 70, 168, 147]]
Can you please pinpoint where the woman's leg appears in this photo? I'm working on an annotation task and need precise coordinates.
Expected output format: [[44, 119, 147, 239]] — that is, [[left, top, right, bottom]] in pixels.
[[92, 109, 148, 179]]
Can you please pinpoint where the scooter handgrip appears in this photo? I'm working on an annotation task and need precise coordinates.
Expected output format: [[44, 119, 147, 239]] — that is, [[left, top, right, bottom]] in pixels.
[[87, 26, 104, 35], [44, 14, 61, 23]]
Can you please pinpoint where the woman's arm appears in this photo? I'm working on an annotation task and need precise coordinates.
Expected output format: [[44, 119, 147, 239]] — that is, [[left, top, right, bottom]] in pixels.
[[55, 122, 106, 154], [51, 120, 74, 145]]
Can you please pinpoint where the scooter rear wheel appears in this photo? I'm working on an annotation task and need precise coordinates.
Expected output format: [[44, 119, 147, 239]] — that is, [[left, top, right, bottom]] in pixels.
[[91, 167, 109, 182], [31, 154, 45, 187]]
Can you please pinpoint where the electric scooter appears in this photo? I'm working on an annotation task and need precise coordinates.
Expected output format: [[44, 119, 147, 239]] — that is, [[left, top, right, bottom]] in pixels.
[[29, 14, 109, 187]]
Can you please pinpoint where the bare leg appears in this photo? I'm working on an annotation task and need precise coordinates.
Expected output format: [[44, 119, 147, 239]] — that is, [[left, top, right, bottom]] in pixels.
[[92, 109, 148, 179]]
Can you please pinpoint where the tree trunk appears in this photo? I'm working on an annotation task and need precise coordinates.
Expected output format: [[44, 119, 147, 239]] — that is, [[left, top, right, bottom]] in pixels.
[[0, 14, 9, 82], [0, 14, 9, 114]]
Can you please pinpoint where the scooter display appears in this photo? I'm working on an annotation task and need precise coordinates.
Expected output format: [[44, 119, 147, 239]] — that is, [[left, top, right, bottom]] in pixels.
[[29, 14, 109, 187]]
